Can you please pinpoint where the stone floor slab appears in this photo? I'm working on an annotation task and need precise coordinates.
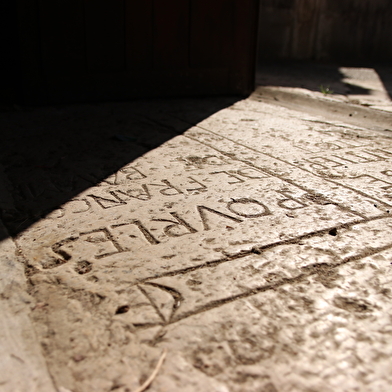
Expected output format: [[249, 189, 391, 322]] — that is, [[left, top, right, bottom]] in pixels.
[[1, 89, 391, 391]]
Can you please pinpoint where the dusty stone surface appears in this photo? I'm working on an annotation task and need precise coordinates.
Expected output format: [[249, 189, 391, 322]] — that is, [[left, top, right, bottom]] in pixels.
[[1, 91, 392, 391], [0, 219, 56, 392]]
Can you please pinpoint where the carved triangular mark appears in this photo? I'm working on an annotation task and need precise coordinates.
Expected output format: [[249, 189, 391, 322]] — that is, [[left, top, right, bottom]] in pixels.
[[141, 283, 184, 323]]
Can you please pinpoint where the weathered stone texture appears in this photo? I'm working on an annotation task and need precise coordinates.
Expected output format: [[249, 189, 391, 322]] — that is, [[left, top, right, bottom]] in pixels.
[[1, 93, 391, 391]]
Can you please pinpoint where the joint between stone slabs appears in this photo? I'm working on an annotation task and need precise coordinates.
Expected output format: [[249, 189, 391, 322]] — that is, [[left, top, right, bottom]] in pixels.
[[185, 126, 392, 214], [135, 214, 388, 286], [166, 239, 392, 326]]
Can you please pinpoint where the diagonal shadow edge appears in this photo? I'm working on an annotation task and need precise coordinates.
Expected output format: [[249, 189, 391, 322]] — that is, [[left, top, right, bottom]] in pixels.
[[0, 95, 242, 241]]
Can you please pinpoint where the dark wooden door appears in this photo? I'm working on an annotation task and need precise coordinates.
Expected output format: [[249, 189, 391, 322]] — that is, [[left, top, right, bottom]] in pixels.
[[16, 0, 259, 103]]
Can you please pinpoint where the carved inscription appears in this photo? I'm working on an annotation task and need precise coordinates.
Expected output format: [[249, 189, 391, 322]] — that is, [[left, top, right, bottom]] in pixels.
[[338, 175, 392, 201], [47, 165, 271, 219], [86, 217, 392, 327], [296, 148, 392, 173], [88, 169, 268, 210], [294, 138, 367, 153], [18, 133, 388, 332], [49, 190, 335, 265]]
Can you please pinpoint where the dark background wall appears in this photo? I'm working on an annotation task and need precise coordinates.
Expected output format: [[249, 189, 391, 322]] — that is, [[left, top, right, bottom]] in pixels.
[[0, 2, 20, 103], [258, 0, 392, 62], [3, 0, 391, 105], [1, 0, 258, 105]]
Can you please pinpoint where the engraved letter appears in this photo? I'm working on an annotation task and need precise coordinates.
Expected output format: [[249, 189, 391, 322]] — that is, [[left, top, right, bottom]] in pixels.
[[51, 236, 79, 263], [276, 191, 308, 210], [117, 184, 151, 201], [149, 180, 183, 196], [236, 167, 269, 179], [88, 191, 127, 209], [186, 177, 208, 193], [306, 157, 343, 169], [369, 148, 392, 158], [211, 171, 245, 184], [80, 228, 125, 259], [314, 142, 342, 151], [69, 198, 91, 214], [153, 212, 197, 237], [197, 206, 242, 231], [227, 198, 271, 218], [345, 151, 382, 163], [129, 220, 160, 245], [121, 166, 147, 180]]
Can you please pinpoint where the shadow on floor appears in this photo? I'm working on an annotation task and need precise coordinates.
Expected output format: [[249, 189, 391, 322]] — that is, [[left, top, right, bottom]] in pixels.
[[375, 66, 392, 100], [256, 61, 392, 98], [0, 95, 241, 241]]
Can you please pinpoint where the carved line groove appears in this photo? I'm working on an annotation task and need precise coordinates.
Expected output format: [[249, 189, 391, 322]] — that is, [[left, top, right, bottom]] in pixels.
[[135, 214, 389, 284], [133, 238, 392, 330], [185, 125, 392, 211], [169, 242, 392, 323]]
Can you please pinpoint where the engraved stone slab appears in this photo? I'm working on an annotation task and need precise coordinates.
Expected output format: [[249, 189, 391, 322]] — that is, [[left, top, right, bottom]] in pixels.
[[19, 134, 367, 282], [4, 94, 392, 391]]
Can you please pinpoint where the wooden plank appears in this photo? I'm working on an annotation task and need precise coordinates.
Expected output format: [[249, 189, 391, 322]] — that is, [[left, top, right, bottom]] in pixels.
[[316, 0, 363, 60], [0, 1, 19, 98], [292, 0, 321, 59], [319, 0, 392, 61], [15, 0, 45, 103], [230, 0, 259, 94], [190, 0, 233, 68], [257, 0, 300, 60], [38, 0, 85, 76], [125, 0, 154, 70], [84, 0, 126, 73], [15, 0, 258, 103], [372, 9, 392, 61], [153, 0, 190, 69], [0, 217, 57, 392], [38, 68, 230, 103]]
